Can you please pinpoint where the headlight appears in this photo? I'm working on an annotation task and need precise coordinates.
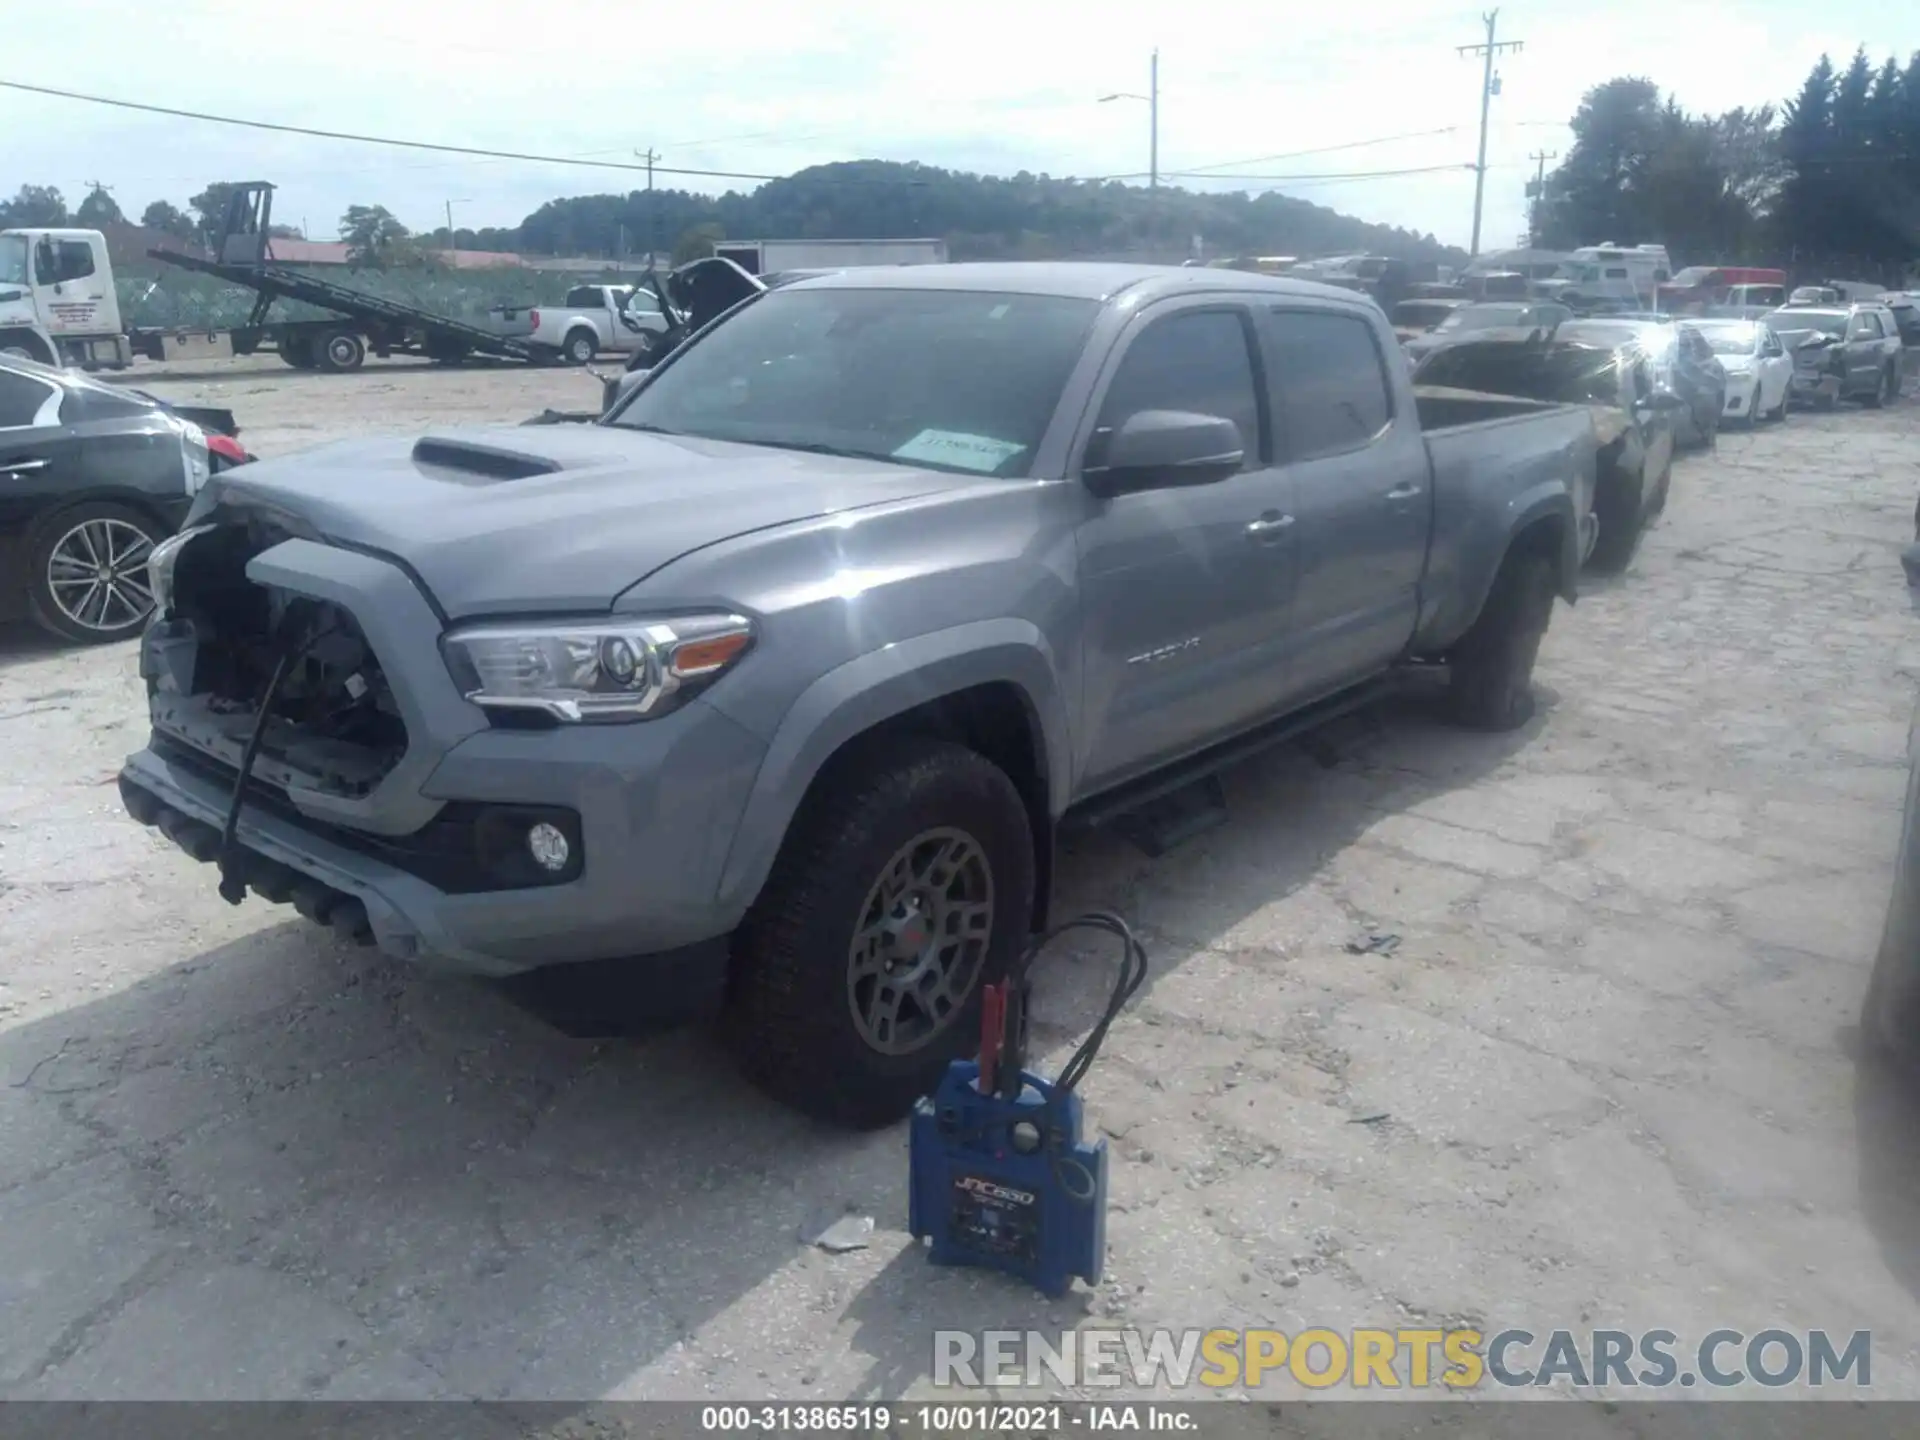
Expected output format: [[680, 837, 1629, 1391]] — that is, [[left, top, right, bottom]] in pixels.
[[442, 612, 754, 723], [147, 523, 215, 617]]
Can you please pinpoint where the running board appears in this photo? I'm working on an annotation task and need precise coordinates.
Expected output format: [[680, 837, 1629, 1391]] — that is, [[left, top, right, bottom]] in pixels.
[[1063, 673, 1407, 845]]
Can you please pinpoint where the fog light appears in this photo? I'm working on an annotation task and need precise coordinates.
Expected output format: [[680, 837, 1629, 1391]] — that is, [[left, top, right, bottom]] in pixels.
[[527, 822, 571, 872]]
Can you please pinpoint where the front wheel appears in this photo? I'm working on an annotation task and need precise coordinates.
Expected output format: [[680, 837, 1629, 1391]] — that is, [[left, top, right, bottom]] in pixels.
[[725, 739, 1036, 1129], [26, 501, 166, 645], [1446, 549, 1558, 732], [1587, 468, 1647, 574]]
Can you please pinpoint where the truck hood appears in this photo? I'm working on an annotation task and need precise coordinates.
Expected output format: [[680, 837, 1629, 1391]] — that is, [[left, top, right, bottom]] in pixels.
[[202, 424, 973, 618]]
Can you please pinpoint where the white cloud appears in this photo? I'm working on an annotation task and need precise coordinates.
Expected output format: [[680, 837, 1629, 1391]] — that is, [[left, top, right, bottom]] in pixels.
[[4, 0, 1913, 252]]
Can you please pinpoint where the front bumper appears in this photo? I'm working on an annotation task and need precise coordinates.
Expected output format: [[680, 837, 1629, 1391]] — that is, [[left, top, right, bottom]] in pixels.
[[119, 534, 771, 980], [1790, 370, 1840, 402], [1721, 376, 1757, 415]]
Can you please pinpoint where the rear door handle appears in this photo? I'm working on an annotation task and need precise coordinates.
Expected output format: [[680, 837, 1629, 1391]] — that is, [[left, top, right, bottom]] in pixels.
[[1246, 512, 1294, 540], [1385, 483, 1423, 501], [1, 456, 48, 474]]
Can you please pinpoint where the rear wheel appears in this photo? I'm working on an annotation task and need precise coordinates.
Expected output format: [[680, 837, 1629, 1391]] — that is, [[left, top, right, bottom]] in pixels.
[[315, 329, 367, 373], [725, 738, 1035, 1129], [278, 335, 317, 369], [26, 501, 166, 645], [562, 328, 598, 365], [1447, 549, 1558, 732]]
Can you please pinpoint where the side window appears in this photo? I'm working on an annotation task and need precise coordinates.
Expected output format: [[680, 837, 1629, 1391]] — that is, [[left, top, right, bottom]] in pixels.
[[54, 241, 95, 283], [1605, 267, 1629, 280], [1264, 309, 1393, 462], [0, 371, 57, 428], [1853, 313, 1883, 339], [1092, 309, 1263, 471]]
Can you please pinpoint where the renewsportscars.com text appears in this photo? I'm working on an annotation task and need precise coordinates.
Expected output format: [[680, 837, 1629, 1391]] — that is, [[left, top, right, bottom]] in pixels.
[[932, 1327, 1872, 1390]]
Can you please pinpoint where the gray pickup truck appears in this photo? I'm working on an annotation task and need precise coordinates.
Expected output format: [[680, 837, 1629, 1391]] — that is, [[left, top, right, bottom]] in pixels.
[[119, 264, 1597, 1127]]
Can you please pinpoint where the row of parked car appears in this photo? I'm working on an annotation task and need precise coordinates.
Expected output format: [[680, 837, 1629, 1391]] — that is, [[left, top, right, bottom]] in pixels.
[[1394, 291, 1909, 431], [1389, 296, 1908, 573]]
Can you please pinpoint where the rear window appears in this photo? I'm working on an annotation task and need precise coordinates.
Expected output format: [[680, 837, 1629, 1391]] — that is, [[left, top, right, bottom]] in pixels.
[[610, 287, 1099, 478], [1415, 342, 1623, 408], [564, 286, 604, 308], [0, 368, 58, 428], [1264, 309, 1392, 459]]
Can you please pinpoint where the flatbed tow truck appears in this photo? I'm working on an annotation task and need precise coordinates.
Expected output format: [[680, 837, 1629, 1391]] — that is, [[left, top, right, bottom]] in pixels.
[[1, 182, 539, 373]]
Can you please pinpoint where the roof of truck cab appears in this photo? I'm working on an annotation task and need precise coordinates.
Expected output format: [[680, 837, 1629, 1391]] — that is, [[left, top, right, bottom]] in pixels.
[[773, 260, 1375, 305]]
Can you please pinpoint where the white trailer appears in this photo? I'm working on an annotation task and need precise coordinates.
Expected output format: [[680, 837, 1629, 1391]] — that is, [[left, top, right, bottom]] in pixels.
[[712, 238, 948, 276]]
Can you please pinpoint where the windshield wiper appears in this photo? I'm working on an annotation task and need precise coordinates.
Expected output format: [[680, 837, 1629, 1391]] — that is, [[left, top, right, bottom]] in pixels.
[[617, 421, 686, 436]]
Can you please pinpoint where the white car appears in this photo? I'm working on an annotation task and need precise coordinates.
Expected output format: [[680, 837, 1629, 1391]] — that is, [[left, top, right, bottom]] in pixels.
[[1693, 318, 1793, 425]]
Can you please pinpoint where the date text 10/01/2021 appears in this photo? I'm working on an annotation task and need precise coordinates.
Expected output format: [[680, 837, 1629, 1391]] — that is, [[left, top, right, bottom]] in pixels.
[[701, 1405, 1198, 1431]]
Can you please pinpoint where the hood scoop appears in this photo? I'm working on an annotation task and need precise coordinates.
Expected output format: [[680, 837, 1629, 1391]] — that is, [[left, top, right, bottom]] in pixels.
[[411, 436, 564, 483]]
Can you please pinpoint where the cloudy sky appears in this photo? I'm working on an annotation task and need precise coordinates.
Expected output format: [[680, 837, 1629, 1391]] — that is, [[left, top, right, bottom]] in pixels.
[[6, 0, 1915, 254]]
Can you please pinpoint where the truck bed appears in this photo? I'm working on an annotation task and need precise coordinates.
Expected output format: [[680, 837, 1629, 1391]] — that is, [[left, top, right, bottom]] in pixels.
[[147, 248, 535, 363]]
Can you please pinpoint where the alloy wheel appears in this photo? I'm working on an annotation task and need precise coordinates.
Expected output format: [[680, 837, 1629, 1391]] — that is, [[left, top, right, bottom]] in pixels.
[[846, 827, 995, 1055], [45, 517, 156, 634]]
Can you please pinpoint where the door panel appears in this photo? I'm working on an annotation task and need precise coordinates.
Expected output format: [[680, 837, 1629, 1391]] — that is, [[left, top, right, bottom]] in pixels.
[[1259, 307, 1429, 706], [1073, 304, 1299, 795]]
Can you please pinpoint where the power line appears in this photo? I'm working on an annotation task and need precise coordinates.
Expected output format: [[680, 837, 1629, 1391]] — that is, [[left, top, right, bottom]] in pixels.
[[1151, 162, 1479, 184], [0, 77, 916, 188], [1172, 126, 1461, 177], [1458, 8, 1524, 257]]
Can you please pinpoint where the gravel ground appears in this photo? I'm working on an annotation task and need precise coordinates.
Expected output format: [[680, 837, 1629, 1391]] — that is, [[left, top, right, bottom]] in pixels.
[[3, 355, 1920, 1407]]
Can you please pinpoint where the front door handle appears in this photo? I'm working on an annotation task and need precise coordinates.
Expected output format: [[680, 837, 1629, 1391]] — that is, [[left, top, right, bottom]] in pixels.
[[1385, 483, 1423, 501], [1, 456, 48, 474], [1246, 512, 1294, 541]]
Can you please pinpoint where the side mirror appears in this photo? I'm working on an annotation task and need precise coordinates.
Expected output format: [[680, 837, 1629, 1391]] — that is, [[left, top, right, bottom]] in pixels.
[[1084, 410, 1244, 498]]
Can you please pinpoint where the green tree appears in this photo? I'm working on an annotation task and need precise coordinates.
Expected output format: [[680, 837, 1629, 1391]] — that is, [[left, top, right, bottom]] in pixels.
[[140, 199, 196, 242], [75, 186, 123, 227], [672, 221, 725, 264], [189, 182, 239, 243], [0, 184, 69, 227], [339, 204, 410, 265]]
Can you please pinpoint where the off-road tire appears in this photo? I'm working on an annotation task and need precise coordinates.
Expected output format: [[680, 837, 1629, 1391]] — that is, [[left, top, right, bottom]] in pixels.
[[725, 738, 1035, 1129], [1446, 549, 1557, 732], [1586, 469, 1647, 573], [563, 329, 598, 365]]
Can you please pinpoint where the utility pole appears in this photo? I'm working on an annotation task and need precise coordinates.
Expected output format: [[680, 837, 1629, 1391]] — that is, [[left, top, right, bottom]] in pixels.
[[1099, 51, 1158, 192], [637, 147, 660, 268], [1150, 49, 1159, 193], [444, 198, 470, 253], [1458, 10, 1523, 258], [1527, 149, 1557, 246]]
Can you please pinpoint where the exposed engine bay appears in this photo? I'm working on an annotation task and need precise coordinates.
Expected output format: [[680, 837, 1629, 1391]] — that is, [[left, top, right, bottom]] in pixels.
[[144, 519, 408, 798]]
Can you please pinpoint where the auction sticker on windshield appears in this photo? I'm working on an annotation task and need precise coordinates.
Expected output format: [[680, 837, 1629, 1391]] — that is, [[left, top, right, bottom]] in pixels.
[[892, 429, 1026, 472]]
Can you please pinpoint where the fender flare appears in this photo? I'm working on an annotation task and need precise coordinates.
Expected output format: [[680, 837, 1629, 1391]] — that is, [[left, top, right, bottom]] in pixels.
[[1458, 484, 1580, 637], [713, 619, 1074, 913]]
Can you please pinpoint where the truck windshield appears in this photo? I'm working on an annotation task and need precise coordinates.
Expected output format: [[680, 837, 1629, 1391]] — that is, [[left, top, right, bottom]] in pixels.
[[0, 235, 28, 287], [609, 288, 1100, 478]]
